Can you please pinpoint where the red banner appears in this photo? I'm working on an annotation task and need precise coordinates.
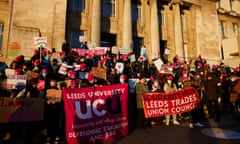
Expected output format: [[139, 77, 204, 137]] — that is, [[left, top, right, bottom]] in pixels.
[[62, 84, 129, 144], [71, 48, 106, 56], [142, 87, 200, 118]]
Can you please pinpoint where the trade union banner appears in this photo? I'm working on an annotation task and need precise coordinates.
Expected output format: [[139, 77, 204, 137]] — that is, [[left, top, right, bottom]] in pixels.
[[62, 84, 129, 144], [142, 87, 200, 118]]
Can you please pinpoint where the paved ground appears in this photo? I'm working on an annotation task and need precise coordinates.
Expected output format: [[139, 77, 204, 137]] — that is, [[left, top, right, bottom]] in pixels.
[[113, 115, 240, 144], [1, 114, 240, 144]]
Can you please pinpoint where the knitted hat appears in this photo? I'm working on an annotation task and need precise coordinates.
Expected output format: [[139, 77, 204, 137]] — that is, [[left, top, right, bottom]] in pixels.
[[120, 74, 127, 80], [68, 70, 76, 79], [33, 59, 40, 66], [34, 49, 39, 55], [14, 56, 21, 62], [138, 56, 144, 62], [87, 72, 94, 82], [80, 63, 86, 69], [60, 51, 66, 56], [167, 75, 174, 80], [149, 76, 154, 81], [70, 80, 78, 88], [15, 68, 23, 75], [41, 68, 48, 73]]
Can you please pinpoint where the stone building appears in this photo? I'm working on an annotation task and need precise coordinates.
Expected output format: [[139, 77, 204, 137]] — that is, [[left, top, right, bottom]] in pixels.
[[217, 0, 240, 67], [0, 0, 240, 67], [0, 0, 67, 64]]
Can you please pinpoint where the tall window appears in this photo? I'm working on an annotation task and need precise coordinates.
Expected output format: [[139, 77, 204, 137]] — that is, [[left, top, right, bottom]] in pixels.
[[233, 23, 239, 36], [132, 3, 141, 21], [0, 23, 3, 54], [230, 0, 233, 10], [68, 31, 85, 48], [181, 12, 186, 32], [158, 8, 165, 26], [220, 21, 226, 37], [133, 37, 144, 58], [102, 0, 116, 17], [70, 0, 86, 12], [217, 0, 222, 8]]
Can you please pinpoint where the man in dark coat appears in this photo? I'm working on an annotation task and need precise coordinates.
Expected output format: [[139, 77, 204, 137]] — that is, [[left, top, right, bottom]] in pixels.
[[204, 72, 221, 121]]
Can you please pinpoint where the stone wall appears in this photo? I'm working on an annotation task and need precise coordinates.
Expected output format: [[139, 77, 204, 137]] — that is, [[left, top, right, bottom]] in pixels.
[[6, 0, 67, 63], [0, 0, 11, 62]]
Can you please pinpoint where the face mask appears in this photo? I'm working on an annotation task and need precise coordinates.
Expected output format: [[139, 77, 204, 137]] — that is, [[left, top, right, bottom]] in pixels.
[[120, 79, 125, 83], [44, 56, 50, 61], [42, 73, 47, 77]]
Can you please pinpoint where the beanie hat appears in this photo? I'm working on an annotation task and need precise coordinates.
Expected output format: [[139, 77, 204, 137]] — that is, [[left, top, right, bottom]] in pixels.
[[60, 51, 66, 56], [167, 75, 174, 80], [14, 56, 21, 62], [33, 59, 40, 66], [15, 68, 23, 75], [70, 80, 78, 88], [138, 56, 144, 62], [68, 70, 76, 79], [34, 49, 39, 55], [41, 68, 48, 73], [87, 72, 94, 82], [120, 74, 127, 80], [80, 63, 86, 69], [149, 76, 154, 81]]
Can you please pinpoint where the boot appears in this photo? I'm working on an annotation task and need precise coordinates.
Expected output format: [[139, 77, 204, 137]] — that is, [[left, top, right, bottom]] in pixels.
[[173, 120, 180, 125]]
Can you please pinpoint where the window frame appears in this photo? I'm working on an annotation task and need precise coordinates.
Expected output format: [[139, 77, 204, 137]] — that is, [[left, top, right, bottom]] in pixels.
[[233, 23, 239, 36], [0, 23, 4, 54], [220, 21, 227, 38]]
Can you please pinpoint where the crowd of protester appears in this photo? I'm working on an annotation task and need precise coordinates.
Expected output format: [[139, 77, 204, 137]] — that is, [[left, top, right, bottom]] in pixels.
[[0, 41, 240, 143]]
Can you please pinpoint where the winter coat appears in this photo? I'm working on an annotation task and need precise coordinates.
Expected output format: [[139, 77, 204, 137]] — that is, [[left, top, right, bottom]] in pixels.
[[204, 74, 220, 100], [135, 82, 148, 109]]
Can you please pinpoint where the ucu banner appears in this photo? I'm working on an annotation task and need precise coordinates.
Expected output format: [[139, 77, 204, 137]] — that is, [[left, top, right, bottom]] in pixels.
[[62, 84, 128, 144]]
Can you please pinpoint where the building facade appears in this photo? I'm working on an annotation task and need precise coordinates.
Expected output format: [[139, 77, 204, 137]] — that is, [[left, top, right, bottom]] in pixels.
[[0, 0, 240, 67], [217, 0, 240, 67], [0, 0, 67, 64]]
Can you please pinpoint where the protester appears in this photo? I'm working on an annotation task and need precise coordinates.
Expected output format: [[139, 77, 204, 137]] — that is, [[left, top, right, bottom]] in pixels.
[[163, 74, 180, 126], [204, 71, 221, 121], [183, 72, 204, 128], [45, 80, 62, 144], [135, 74, 150, 129], [1, 39, 240, 143]]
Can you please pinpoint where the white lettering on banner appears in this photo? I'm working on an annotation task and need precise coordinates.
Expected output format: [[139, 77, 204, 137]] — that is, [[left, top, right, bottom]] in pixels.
[[171, 95, 197, 106], [75, 99, 107, 119], [72, 122, 95, 129], [146, 100, 168, 108], [103, 122, 128, 132], [105, 130, 116, 138], [87, 88, 125, 98], [171, 103, 195, 113], [147, 108, 169, 116], [68, 128, 101, 138], [65, 88, 126, 99], [67, 93, 86, 99], [89, 134, 103, 142]]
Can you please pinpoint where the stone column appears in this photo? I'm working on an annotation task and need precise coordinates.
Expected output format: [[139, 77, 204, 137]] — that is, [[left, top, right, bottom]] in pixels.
[[122, 0, 132, 51], [150, 0, 160, 59], [52, 0, 67, 51], [91, 0, 101, 46], [192, 5, 202, 56], [171, 0, 184, 58]]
